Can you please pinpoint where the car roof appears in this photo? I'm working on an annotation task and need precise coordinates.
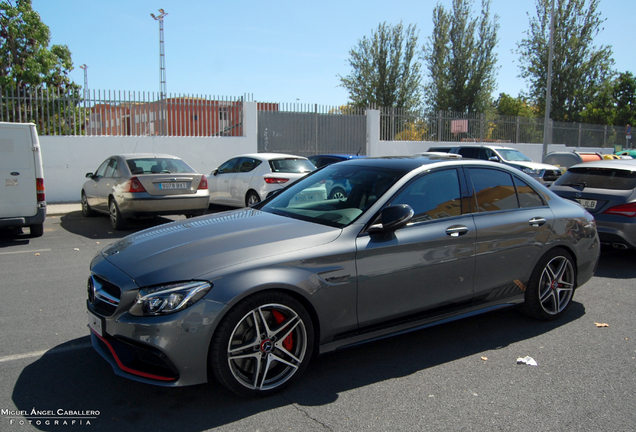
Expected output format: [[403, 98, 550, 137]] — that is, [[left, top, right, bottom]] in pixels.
[[237, 153, 309, 160], [568, 159, 636, 171], [335, 155, 500, 171], [310, 154, 365, 159], [119, 153, 182, 160]]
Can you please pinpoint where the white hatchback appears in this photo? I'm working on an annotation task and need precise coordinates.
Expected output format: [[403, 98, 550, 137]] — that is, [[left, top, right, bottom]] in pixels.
[[208, 153, 317, 207]]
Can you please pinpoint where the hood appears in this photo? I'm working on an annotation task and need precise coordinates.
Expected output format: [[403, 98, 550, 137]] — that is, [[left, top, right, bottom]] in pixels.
[[100, 208, 341, 287], [506, 160, 560, 171]]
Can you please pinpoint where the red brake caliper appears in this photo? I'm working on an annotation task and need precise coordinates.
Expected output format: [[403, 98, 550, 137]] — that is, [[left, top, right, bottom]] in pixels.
[[272, 310, 294, 351]]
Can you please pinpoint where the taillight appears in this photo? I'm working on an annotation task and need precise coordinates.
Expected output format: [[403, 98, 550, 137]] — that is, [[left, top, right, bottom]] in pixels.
[[36, 178, 45, 203], [123, 177, 146, 193], [198, 175, 208, 190], [264, 177, 289, 184], [603, 202, 636, 217]]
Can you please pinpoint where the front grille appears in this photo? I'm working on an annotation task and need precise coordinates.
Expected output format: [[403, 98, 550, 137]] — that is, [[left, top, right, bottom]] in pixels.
[[87, 275, 121, 316]]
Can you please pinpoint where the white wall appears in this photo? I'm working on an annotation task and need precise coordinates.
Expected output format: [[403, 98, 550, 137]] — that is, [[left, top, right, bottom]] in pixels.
[[41, 103, 258, 203], [39, 105, 615, 203]]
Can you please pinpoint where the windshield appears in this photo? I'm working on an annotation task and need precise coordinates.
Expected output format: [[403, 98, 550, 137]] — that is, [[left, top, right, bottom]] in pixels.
[[554, 167, 636, 190], [259, 164, 406, 228], [497, 149, 532, 162]]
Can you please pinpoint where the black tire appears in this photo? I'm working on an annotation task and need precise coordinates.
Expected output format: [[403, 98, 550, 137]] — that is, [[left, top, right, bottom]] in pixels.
[[109, 199, 127, 230], [29, 223, 44, 237], [522, 248, 576, 321], [245, 191, 261, 207], [210, 291, 314, 397], [81, 192, 95, 217], [328, 187, 347, 201]]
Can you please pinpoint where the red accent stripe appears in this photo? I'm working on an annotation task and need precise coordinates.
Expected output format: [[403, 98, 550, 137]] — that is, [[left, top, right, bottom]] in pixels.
[[91, 329, 176, 382]]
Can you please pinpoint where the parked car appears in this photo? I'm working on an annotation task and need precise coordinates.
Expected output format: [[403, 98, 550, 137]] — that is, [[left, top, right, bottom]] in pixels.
[[543, 151, 603, 173], [207, 153, 316, 207], [0, 122, 46, 237], [428, 145, 562, 184], [308, 153, 366, 168], [550, 159, 636, 249], [86, 156, 599, 397], [81, 153, 209, 230]]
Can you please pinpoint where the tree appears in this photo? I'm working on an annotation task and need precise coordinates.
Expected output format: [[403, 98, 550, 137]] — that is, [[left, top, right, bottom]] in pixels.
[[580, 72, 636, 126], [339, 21, 422, 110], [422, 0, 499, 114], [494, 93, 538, 118], [0, 0, 78, 92], [516, 0, 614, 123]]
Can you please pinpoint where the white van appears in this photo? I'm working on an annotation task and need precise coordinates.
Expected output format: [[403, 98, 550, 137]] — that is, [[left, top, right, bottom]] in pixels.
[[0, 122, 46, 237]]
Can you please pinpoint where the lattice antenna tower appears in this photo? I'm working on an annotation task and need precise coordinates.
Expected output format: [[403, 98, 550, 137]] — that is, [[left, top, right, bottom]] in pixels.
[[151, 9, 168, 135]]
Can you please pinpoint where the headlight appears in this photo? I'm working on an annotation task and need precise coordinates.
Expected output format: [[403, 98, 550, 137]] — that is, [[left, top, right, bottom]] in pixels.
[[521, 167, 541, 176], [129, 281, 212, 316]]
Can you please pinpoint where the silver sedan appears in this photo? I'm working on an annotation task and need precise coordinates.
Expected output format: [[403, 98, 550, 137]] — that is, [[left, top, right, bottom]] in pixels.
[[86, 157, 599, 397], [81, 153, 210, 230]]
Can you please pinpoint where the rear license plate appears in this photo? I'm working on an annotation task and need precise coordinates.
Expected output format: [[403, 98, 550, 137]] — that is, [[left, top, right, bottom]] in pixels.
[[576, 199, 597, 209], [159, 182, 187, 190], [88, 310, 104, 337]]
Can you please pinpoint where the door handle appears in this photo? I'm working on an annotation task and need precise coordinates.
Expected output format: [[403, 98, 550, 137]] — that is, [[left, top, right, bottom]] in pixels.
[[446, 225, 469, 237], [529, 217, 546, 227]]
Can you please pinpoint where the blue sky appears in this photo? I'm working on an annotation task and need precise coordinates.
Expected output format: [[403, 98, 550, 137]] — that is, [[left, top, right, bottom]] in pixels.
[[32, 0, 634, 106]]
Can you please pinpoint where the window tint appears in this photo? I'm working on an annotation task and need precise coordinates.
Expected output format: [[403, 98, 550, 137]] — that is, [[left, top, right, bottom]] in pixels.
[[127, 158, 194, 174], [104, 159, 118, 178], [555, 167, 636, 190], [217, 158, 239, 174], [391, 169, 462, 222], [237, 158, 262, 173], [458, 147, 480, 159], [514, 177, 545, 208], [468, 168, 518, 212], [269, 158, 314, 173]]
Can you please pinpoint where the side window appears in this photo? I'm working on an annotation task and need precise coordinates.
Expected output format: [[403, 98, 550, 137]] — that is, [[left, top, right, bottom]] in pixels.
[[217, 158, 239, 174], [458, 147, 479, 159], [237, 158, 262, 173], [514, 177, 545, 208], [468, 168, 519, 212], [391, 169, 462, 222], [104, 159, 118, 178], [94, 160, 109, 178]]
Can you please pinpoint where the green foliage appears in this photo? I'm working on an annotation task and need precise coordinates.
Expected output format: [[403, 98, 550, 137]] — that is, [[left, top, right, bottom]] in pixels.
[[0, 0, 79, 92], [494, 93, 538, 118], [517, 0, 614, 123], [339, 21, 422, 111], [422, 0, 499, 114], [580, 72, 636, 127]]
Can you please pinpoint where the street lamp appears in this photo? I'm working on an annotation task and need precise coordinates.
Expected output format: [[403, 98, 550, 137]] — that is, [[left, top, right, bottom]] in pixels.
[[79, 64, 88, 100], [542, 0, 556, 159], [151, 9, 168, 135]]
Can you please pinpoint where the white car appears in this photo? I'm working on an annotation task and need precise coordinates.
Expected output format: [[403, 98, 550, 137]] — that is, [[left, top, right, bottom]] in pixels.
[[208, 153, 317, 207]]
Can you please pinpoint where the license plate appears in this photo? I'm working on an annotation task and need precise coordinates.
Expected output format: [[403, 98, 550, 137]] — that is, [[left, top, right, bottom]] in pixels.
[[576, 199, 597, 209], [88, 310, 104, 337], [160, 182, 187, 190]]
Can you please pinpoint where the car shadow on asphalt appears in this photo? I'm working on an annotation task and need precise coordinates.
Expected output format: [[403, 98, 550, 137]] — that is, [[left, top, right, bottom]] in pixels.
[[12, 303, 584, 431], [594, 247, 636, 279]]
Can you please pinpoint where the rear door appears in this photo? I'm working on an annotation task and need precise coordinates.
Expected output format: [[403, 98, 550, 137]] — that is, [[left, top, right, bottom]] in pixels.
[[0, 124, 37, 218], [465, 167, 554, 301]]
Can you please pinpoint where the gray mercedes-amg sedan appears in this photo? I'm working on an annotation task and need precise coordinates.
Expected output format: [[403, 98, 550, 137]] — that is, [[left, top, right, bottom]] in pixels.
[[86, 156, 599, 397]]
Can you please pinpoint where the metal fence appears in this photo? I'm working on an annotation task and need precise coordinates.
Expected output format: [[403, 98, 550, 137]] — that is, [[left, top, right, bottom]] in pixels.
[[0, 87, 249, 137], [1, 86, 628, 149], [257, 103, 367, 157], [379, 108, 628, 148]]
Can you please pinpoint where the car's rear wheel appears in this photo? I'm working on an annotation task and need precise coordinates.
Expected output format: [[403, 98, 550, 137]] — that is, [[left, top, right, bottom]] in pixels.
[[210, 291, 314, 397], [81, 192, 94, 217], [522, 248, 575, 320], [328, 187, 347, 200], [109, 199, 127, 230], [245, 191, 260, 207]]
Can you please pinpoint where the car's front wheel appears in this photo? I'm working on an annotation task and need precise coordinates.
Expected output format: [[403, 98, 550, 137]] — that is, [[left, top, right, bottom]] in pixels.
[[109, 199, 127, 230], [522, 248, 576, 320], [210, 291, 314, 397], [81, 192, 94, 217], [328, 187, 347, 200]]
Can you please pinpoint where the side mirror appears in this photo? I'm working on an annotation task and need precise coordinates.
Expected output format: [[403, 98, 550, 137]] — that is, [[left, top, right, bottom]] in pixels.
[[212, 169, 219, 176], [85, 172, 94, 179], [488, 156, 500, 162], [368, 204, 414, 233]]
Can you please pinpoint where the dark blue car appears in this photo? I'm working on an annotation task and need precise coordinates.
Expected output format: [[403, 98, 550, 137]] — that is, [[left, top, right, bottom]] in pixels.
[[308, 154, 367, 199]]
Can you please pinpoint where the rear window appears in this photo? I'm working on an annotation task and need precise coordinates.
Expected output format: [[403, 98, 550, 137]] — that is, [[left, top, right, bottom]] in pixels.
[[269, 158, 315, 173], [127, 158, 195, 174], [555, 167, 636, 190]]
